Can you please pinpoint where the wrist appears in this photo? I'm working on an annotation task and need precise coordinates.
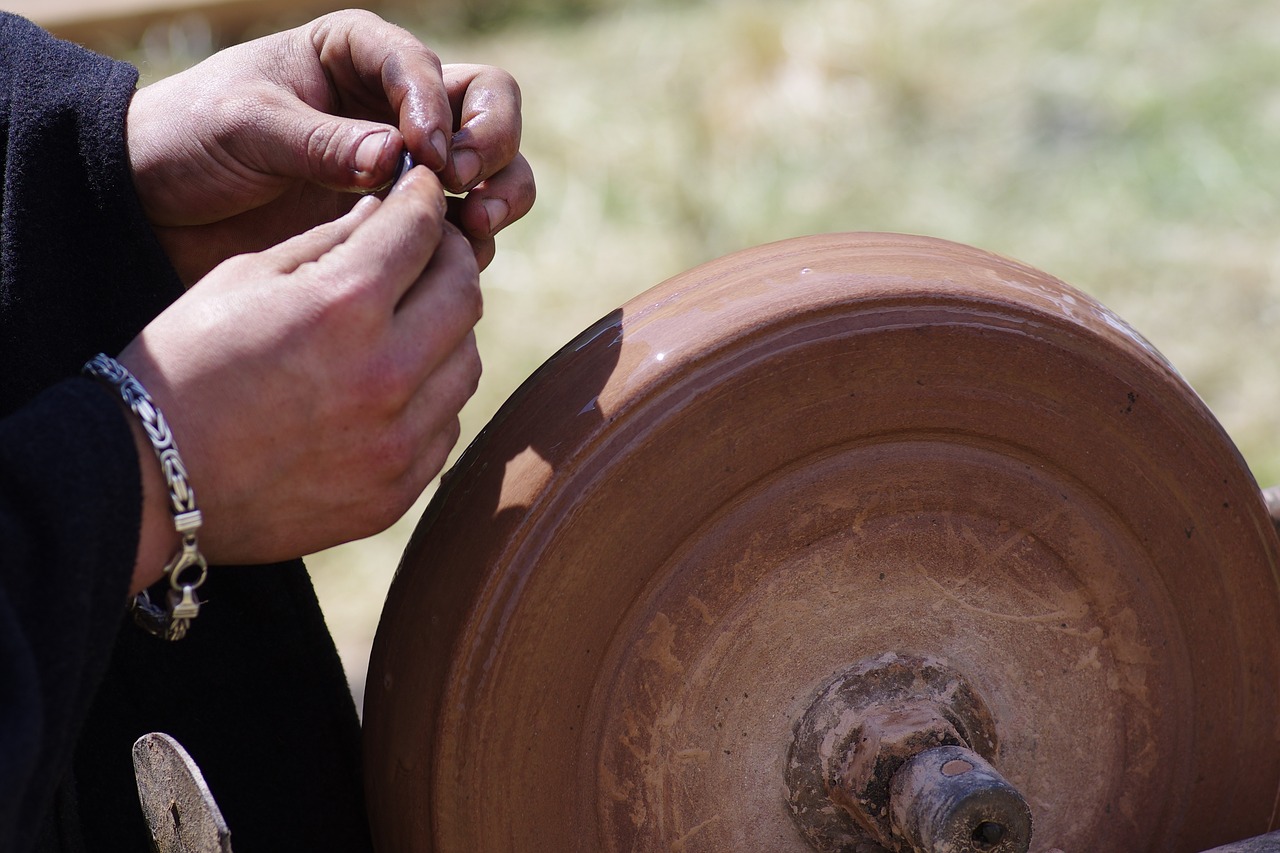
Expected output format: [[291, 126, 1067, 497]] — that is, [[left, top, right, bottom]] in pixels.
[[83, 353, 208, 640], [125, 83, 166, 224], [124, 407, 181, 594]]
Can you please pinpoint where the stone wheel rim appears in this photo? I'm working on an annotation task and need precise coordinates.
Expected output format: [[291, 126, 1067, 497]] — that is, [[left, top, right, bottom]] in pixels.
[[364, 233, 1280, 853]]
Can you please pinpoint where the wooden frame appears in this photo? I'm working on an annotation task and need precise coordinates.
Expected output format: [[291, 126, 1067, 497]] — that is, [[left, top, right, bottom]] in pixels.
[[7, 0, 387, 50]]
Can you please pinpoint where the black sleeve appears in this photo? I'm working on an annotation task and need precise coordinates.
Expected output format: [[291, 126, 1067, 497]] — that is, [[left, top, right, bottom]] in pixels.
[[0, 380, 141, 853], [0, 16, 371, 853], [0, 13, 182, 852], [0, 12, 180, 390]]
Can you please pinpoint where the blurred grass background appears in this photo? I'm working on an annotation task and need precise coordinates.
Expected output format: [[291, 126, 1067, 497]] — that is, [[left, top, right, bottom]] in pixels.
[[102, 0, 1280, 709]]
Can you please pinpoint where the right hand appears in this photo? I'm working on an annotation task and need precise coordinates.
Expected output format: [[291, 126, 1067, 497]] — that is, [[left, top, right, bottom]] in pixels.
[[118, 167, 480, 588]]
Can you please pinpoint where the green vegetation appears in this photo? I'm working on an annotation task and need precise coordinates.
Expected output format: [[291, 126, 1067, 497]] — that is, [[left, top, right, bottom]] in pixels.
[[135, 0, 1280, 703], [416, 0, 1280, 481]]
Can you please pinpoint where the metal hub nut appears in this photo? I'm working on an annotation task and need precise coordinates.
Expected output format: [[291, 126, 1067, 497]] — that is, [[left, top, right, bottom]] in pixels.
[[890, 745, 1032, 853], [786, 653, 1030, 853], [829, 698, 969, 836]]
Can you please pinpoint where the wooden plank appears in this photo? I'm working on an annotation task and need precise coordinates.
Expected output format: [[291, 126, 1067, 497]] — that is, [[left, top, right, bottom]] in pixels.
[[6, 0, 379, 49], [6, 0, 350, 27], [133, 733, 234, 853]]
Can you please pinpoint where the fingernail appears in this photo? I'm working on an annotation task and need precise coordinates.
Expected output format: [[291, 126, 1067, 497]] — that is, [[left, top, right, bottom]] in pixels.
[[355, 131, 391, 176], [482, 198, 509, 233], [453, 149, 482, 188], [430, 129, 449, 166]]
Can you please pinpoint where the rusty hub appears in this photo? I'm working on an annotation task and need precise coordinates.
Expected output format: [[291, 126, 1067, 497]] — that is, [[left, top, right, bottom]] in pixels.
[[786, 653, 1018, 852], [889, 745, 1031, 853]]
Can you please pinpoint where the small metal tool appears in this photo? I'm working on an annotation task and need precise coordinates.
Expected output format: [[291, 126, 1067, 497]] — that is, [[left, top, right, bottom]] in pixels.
[[391, 149, 416, 186], [358, 149, 416, 196]]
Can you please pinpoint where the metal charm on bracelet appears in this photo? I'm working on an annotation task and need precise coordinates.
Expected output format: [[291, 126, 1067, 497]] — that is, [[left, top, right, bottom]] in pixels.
[[83, 353, 208, 641]]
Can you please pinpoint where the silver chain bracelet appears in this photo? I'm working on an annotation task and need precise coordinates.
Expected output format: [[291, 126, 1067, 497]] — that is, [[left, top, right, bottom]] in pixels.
[[83, 353, 207, 641]]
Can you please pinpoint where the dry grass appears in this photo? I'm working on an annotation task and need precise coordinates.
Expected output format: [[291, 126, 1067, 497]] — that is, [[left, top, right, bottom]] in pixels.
[[129, 0, 1280, 707]]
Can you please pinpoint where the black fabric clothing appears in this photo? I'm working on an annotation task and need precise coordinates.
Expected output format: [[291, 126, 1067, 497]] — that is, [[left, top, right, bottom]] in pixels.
[[0, 15, 373, 853]]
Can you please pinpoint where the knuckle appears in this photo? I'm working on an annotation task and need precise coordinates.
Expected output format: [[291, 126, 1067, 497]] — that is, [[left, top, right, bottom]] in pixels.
[[361, 421, 417, 491], [461, 338, 483, 396], [381, 421, 419, 473], [448, 224, 482, 268], [418, 419, 461, 484], [401, 171, 447, 221], [354, 490, 409, 539], [316, 8, 382, 32], [459, 270, 483, 324], [444, 416, 463, 452], [339, 8, 380, 24], [416, 44, 443, 74], [355, 352, 415, 413], [473, 238, 497, 273], [303, 122, 347, 175], [384, 485, 420, 529], [210, 93, 267, 148], [214, 252, 259, 280], [366, 418, 461, 528], [312, 273, 379, 328], [434, 343, 481, 415], [524, 160, 538, 204], [503, 70, 522, 104], [436, 228, 483, 322]]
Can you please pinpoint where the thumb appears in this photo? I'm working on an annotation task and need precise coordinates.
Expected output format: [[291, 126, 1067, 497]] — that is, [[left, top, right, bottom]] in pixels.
[[247, 101, 405, 193]]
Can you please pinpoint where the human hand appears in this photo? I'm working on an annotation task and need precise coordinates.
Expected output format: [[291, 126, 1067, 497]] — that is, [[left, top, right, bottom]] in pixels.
[[127, 10, 534, 282], [118, 168, 480, 586]]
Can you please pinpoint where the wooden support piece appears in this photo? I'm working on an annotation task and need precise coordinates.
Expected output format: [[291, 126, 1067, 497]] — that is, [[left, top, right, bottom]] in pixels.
[[132, 732, 233, 853]]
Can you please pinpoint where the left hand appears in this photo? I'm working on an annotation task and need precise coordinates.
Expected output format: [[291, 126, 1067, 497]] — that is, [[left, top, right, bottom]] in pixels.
[[127, 9, 535, 282]]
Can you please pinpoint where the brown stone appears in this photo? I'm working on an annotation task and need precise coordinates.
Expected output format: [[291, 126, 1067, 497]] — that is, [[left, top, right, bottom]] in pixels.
[[363, 233, 1280, 852]]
